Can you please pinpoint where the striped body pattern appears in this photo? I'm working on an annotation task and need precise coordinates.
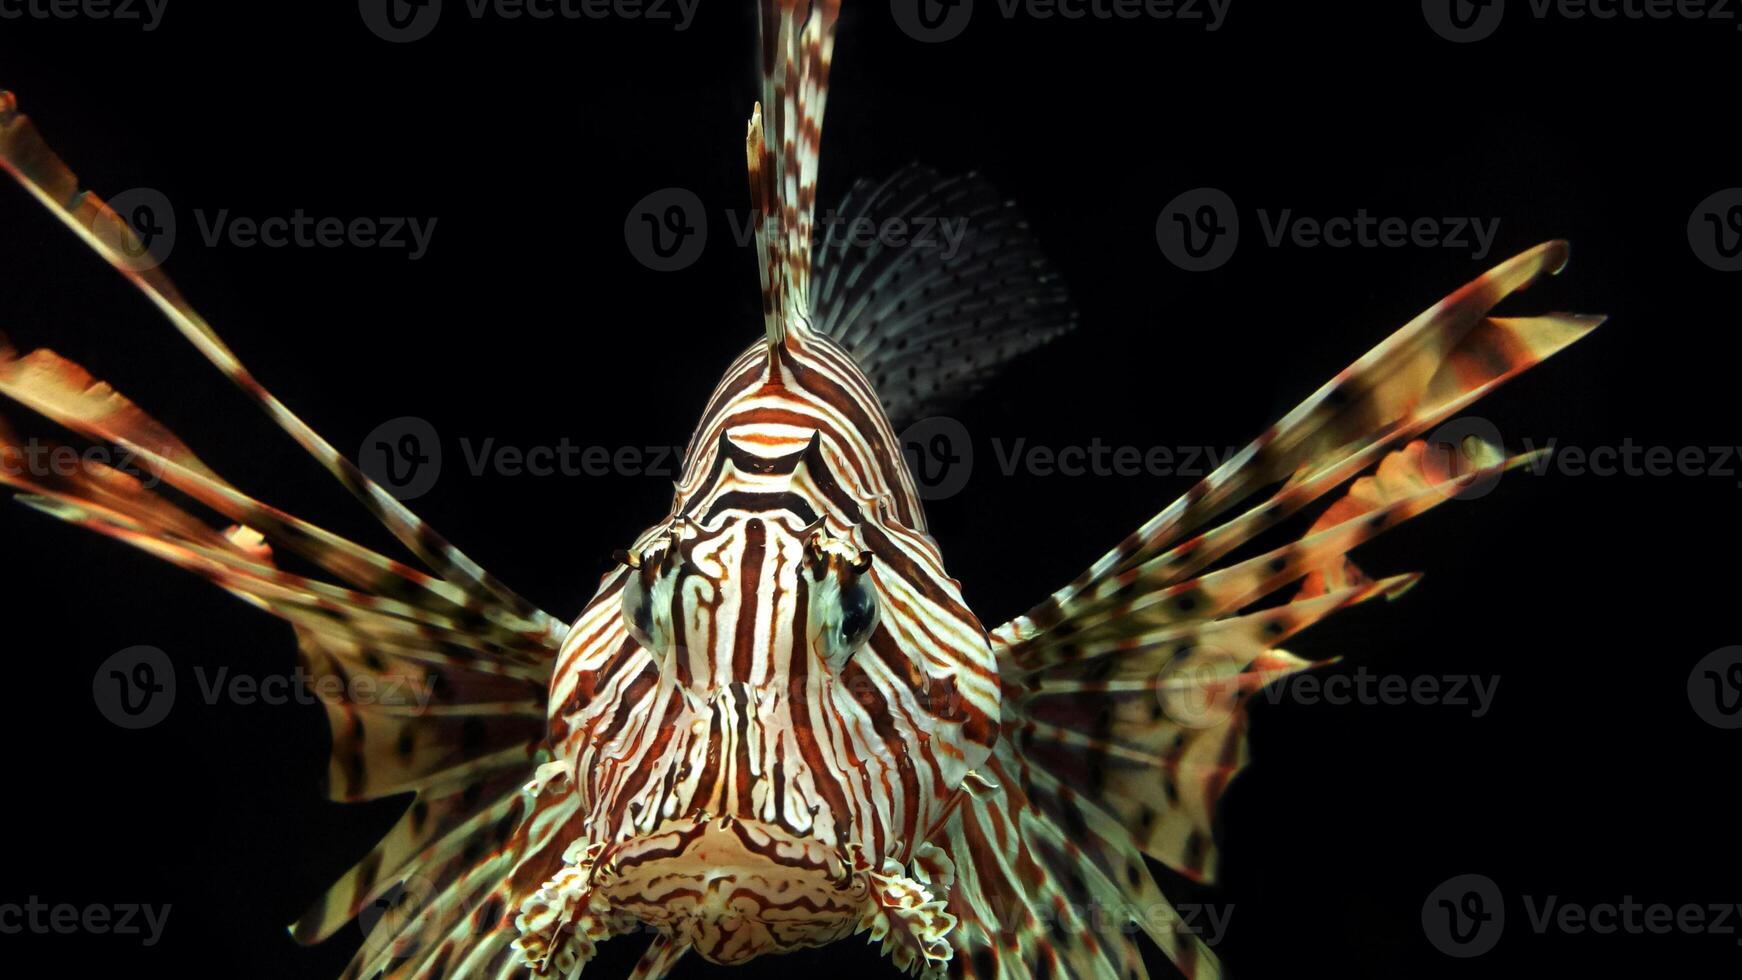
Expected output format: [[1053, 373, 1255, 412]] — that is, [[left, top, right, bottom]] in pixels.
[[0, 2, 1602, 977]]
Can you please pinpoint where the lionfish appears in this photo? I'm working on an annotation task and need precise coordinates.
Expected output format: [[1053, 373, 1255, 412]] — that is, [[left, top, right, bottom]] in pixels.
[[0, 3, 1598, 978]]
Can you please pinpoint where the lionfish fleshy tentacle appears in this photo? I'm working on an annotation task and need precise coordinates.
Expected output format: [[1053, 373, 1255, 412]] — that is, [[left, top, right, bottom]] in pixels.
[[939, 244, 1601, 979], [747, 0, 841, 351], [0, 93, 572, 979]]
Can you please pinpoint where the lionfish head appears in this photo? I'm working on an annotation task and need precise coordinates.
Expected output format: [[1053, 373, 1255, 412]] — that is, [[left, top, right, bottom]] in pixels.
[[517, 419, 998, 972]]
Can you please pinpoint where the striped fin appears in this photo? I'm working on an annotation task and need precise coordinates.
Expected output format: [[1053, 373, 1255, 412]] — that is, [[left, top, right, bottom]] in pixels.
[[810, 165, 1077, 426], [940, 246, 1602, 978], [1295, 436, 1502, 598], [747, 0, 842, 348], [0, 350, 562, 974], [1012, 241, 1601, 639], [0, 91, 559, 638], [940, 739, 1203, 980], [339, 787, 581, 980], [0, 94, 571, 979]]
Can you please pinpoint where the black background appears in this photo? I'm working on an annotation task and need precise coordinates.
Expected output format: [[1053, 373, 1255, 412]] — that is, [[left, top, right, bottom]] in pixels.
[[0, 2, 1737, 977]]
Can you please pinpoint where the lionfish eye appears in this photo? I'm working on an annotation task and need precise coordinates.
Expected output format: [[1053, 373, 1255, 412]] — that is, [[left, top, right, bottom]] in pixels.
[[837, 577, 877, 650], [806, 532, 878, 669], [616, 546, 669, 653]]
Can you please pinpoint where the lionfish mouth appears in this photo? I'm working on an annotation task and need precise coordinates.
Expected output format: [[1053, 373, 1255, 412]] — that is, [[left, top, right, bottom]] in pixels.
[[516, 815, 869, 970], [601, 815, 864, 958]]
